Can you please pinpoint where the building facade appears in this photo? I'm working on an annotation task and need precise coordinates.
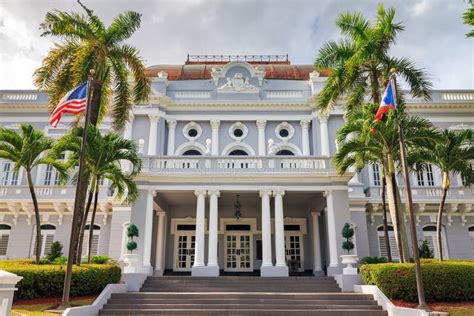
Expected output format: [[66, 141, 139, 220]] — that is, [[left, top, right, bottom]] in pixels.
[[0, 55, 473, 277]]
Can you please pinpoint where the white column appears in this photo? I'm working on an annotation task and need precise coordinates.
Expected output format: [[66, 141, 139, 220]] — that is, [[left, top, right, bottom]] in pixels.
[[260, 190, 273, 269], [325, 190, 338, 269], [311, 212, 322, 274], [148, 114, 160, 156], [142, 190, 156, 272], [154, 211, 165, 275], [207, 190, 220, 276], [166, 120, 177, 155], [123, 113, 134, 140], [273, 190, 287, 270], [256, 120, 267, 156], [318, 113, 330, 156], [300, 119, 311, 156], [210, 120, 220, 156], [192, 190, 206, 272]]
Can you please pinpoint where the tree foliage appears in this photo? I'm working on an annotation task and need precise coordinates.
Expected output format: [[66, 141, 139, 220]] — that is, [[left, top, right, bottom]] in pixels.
[[34, 0, 151, 129]]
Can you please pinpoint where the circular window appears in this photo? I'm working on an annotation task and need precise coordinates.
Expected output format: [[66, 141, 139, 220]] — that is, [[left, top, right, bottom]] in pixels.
[[233, 128, 244, 138], [279, 129, 289, 138], [183, 122, 202, 141], [275, 122, 294, 141], [188, 128, 198, 138], [229, 122, 248, 141]]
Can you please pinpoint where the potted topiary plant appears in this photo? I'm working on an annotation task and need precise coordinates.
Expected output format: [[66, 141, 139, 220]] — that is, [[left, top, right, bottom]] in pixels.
[[123, 223, 141, 273], [340, 222, 359, 274]]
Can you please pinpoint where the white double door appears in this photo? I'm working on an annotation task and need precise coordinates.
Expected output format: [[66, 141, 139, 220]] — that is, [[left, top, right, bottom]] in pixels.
[[225, 232, 253, 272], [174, 233, 195, 271], [285, 233, 304, 271]]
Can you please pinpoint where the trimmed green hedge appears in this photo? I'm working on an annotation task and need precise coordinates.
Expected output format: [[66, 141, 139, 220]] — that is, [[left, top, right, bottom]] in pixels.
[[0, 259, 121, 300], [360, 260, 474, 302]]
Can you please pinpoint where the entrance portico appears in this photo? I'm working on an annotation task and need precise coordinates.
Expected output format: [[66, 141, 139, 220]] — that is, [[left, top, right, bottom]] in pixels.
[[131, 186, 352, 278]]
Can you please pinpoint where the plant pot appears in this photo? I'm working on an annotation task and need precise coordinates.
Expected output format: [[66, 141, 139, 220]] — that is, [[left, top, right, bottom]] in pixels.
[[340, 254, 359, 275], [123, 253, 142, 273]]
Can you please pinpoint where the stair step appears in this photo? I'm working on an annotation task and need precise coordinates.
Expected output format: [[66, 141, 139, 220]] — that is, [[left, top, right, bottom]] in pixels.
[[106, 298, 378, 305], [99, 309, 388, 315], [103, 304, 382, 310]]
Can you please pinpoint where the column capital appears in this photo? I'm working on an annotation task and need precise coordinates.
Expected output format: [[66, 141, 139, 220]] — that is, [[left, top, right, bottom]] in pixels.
[[259, 189, 272, 197], [317, 111, 330, 123], [210, 119, 221, 129], [208, 189, 220, 197], [155, 210, 166, 217], [166, 119, 177, 128], [311, 211, 321, 217], [148, 114, 161, 122], [149, 189, 157, 197], [194, 189, 207, 197], [256, 119, 267, 129], [273, 189, 285, 197], [322, 190, 332, 197], [300, 119, 311, 129]]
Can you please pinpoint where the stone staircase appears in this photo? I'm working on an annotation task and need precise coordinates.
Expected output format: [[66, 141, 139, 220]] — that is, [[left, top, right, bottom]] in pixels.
[[99, 276, 387, 315]]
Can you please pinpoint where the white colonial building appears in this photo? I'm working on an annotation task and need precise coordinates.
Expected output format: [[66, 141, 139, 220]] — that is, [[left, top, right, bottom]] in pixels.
[[0, 55, 473, 277]]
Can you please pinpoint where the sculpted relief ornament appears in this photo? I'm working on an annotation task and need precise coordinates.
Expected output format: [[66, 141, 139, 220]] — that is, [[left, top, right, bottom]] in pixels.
[[217, 73, 259, 93]]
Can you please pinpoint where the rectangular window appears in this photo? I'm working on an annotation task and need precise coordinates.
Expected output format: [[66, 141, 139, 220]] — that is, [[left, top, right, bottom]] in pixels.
[[1, 163, 11, 185], [0, 233, 10, 256], [417, 169, 425, 186], [225, 224, 251, 231], [44, 165, 53, 186], [284, 225, 300, 231], [372, 164, 381, 186], [426, 165, 435, 186], [377, 231, 399, 261]]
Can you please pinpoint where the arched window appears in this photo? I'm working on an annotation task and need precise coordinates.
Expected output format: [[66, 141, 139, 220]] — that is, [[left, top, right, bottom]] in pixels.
[[229, 149, 248, 156], [276, 149, 295, 156], [33, 224, 56, 257], [422, 225, 449, 259], [0, 224, 11, 257], [183, 149, 202, 156], [377, 225, 398, 261], [83, 224, 101, 257], [469, 226, 474, 254]]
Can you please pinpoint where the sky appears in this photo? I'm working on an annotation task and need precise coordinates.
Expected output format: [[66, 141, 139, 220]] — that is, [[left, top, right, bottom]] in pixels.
[[0, 0, 473, 90]]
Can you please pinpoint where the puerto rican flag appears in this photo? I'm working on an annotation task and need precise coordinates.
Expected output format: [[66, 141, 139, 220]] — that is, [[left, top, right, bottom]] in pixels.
[[375, 78, 397, 121], [49, 83, 87, 128]]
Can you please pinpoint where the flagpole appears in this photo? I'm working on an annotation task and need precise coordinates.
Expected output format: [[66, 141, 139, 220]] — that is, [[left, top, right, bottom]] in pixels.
[[60, 69, 95, 308], [391, 68, 429, 311]]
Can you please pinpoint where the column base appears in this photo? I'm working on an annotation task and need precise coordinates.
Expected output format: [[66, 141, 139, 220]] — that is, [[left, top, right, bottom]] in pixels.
[[313, 269, 325, 276], [192, 265, 220, 277], [153, 269, 164, 276], [260, 265, 289, 277]]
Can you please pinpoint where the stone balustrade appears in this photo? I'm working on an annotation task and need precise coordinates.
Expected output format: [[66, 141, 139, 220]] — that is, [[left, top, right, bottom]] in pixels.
[[143, 156, 331, 174]]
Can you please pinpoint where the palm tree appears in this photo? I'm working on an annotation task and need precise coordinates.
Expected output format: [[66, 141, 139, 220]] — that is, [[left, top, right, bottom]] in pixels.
[[314, 4, 431, 115], [409, 129, 473, 260], [53, 125, 141, 263], [335, 103, 439, 262], [463, 1, 474, 38], [34, 0, 151, 129], [0, 125, 67, 264]]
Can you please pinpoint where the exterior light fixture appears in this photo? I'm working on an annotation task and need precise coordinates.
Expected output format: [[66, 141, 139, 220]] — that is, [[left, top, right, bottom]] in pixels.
[[233, 194, 242, 220]]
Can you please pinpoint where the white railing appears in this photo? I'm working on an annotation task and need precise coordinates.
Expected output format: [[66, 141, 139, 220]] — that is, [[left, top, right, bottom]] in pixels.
[[441, 92, 474, 101], [0, 187, 7, 196], [369, 186, 464, 199], [144, 156, 331, 174], [36, 187, 53, 196], [2, 92, 38, 101]]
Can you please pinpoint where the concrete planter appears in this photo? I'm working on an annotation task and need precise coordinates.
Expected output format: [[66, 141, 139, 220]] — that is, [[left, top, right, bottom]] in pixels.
[[340, 254, 359, 275], [123, 254, 142, 273]]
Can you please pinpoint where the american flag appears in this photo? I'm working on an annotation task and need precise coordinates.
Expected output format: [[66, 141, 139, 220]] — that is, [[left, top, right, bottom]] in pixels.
[[49, 83, 88, 128]]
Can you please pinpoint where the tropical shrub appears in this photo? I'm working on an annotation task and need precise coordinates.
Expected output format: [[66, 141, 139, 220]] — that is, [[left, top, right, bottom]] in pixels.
[[418, 240, 434, 259], [46, 241, 63, 262], [341, 223, 355, 254], [90, 255, 110, 264], [360, 260, 474, 301], [53, 256, 68, 264], [360, 256, 388, 264], [0, 259, 120, 299]]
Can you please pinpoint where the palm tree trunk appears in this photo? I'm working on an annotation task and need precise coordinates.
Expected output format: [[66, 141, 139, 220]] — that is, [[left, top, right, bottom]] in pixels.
[[437, 172, 449, 261], [87, 178, 100, 263], [76, 183, 95, 265], [26, 170, 42, 264], [381, 176, 392, 262], [392, 175, 410, 262]]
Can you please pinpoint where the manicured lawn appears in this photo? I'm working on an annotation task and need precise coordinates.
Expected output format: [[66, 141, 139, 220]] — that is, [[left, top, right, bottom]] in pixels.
[[12, 296, 95, 316], [393, 299, 474, 316]]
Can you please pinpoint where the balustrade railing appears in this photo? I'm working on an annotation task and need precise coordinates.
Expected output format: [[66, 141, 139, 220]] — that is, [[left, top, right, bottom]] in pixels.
[[144, 156, 331, 174]]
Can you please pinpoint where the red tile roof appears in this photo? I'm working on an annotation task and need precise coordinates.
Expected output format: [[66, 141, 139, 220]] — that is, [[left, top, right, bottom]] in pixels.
[[145, 64, 330, 81]]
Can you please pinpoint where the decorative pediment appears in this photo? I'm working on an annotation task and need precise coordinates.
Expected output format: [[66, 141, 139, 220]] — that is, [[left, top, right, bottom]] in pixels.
[[217, 73, 259, 93], [211, 61, 265, 87]]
